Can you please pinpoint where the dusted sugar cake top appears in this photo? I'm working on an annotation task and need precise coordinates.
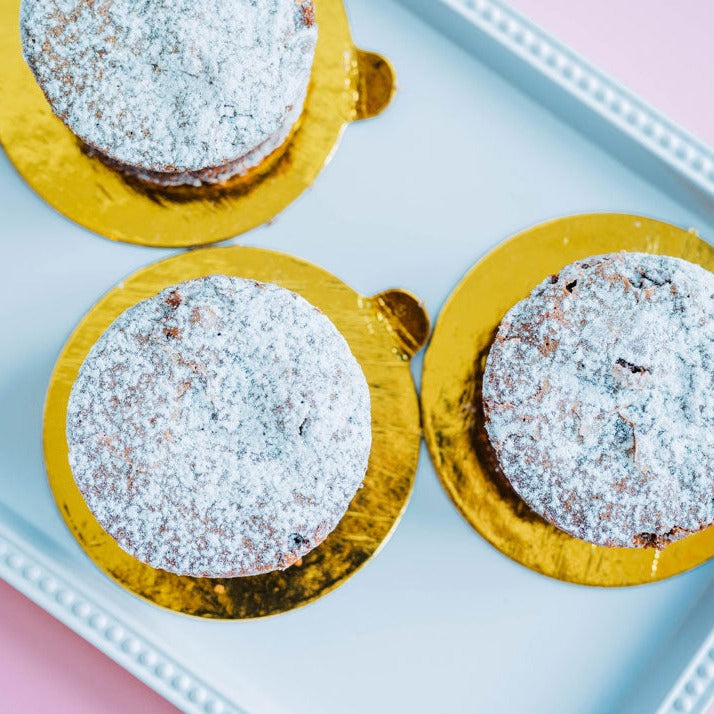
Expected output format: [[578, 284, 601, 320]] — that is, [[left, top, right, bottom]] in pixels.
[[20, 0, 317, 176], [483, 252, 714, 549], [66, 275, 371, 578]]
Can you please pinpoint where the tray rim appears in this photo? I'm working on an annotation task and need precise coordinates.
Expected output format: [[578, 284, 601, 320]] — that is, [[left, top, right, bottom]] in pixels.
[[621, 572, 714, 714], [657, 632, 714, 714], [399, 0, 714, 202], [398, 3, 714, 708], [0, 510, 244, 714], [2, 0, 713, 711]]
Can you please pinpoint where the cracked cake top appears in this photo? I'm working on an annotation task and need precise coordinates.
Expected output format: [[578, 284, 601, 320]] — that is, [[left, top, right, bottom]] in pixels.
[[483, 252, 714, 548]]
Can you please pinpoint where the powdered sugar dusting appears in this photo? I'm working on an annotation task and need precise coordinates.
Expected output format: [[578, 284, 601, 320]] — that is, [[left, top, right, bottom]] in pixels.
[[483, 252, 714, 548], [66, 276, 371, 577], [20, 0, 317, 173]]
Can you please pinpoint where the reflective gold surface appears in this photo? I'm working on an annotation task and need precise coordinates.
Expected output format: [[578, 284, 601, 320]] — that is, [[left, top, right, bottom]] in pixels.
[[44, 247, 428, 617], [422, 213, 714, 586], [0, 0, 394, 247]]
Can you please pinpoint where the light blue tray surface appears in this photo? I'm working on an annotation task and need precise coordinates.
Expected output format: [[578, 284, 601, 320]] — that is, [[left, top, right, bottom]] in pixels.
[[1, 1, 713, 712]]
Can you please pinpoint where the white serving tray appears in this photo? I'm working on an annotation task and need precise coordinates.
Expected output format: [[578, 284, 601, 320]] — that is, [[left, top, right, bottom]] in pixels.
[[2, 1, 714, 712], [398, 0, 714, 221]]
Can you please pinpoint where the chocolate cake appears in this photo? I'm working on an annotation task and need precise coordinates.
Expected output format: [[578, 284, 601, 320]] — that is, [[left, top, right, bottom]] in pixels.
[[483, 252, 714, 549], [66, 275, 371, 577], [21, 0, 317, 186]]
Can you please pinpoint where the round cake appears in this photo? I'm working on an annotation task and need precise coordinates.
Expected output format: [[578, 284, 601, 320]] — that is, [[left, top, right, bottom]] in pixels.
[[66, 275, 371, 577], [483, 252, 714, 549], [20, 0, 318, 186]]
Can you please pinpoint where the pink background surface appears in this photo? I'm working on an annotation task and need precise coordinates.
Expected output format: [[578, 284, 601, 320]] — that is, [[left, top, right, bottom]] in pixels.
[[510, 0, 714, 148], [0, 580, 177, 713], [1, 2, 712, 712]]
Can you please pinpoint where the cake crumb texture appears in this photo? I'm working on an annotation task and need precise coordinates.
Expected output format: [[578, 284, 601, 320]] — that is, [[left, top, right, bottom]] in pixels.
[[483, 252, 714, 548], [67, 275, 371, 577], [21, 0, 317, 173]]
